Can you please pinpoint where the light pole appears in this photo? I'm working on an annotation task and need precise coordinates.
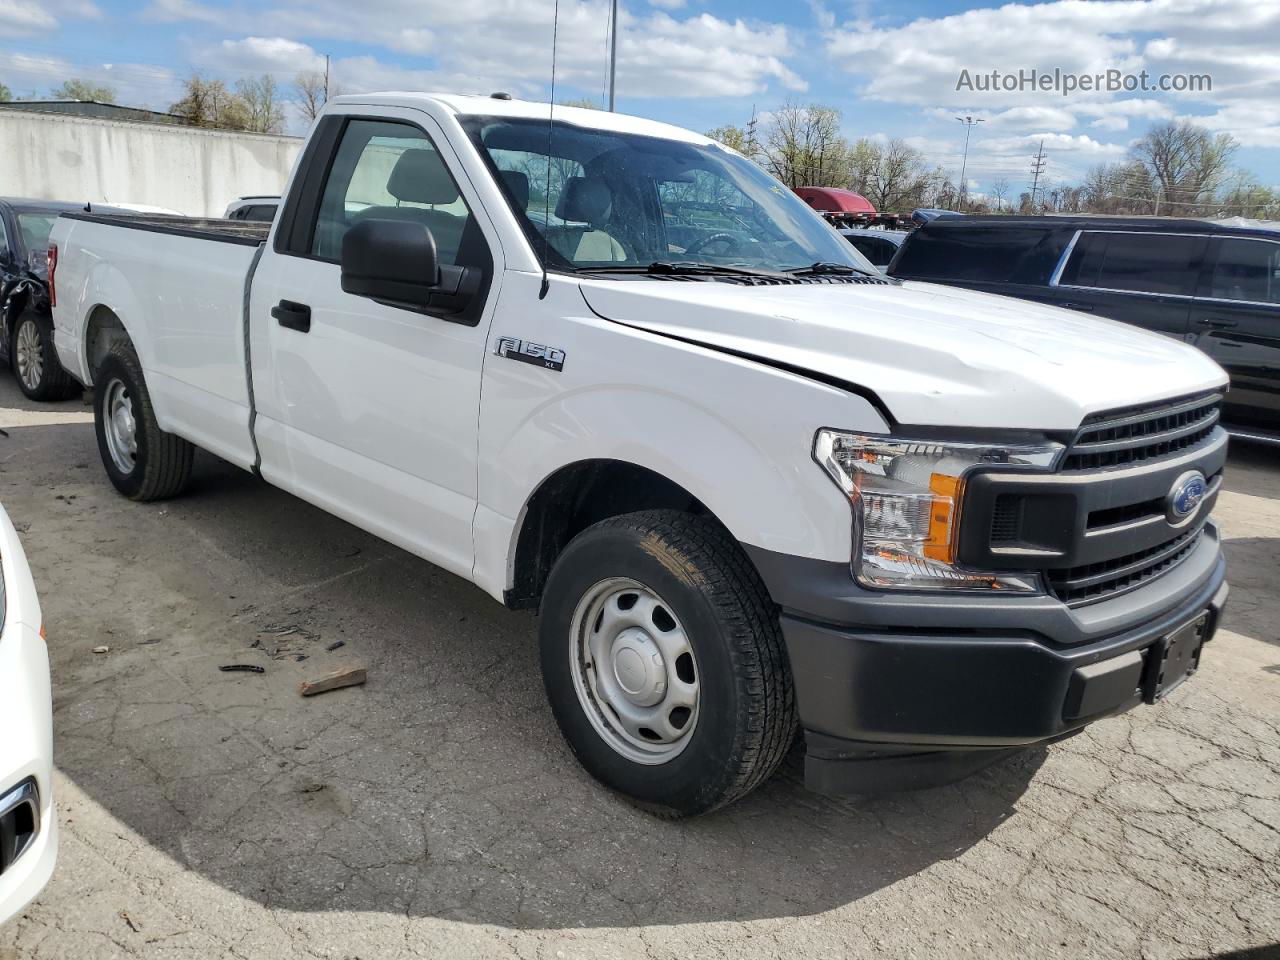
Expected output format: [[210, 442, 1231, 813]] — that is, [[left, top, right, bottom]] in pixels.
[[607, 0, 619, 111], [955, 115, 984, 207]]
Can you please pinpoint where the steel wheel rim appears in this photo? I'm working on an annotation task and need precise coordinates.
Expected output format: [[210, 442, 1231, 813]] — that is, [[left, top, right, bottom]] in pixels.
[[15, 320, 42, 391], [103, 378, 139, 475], [569, 577, 700, 765]]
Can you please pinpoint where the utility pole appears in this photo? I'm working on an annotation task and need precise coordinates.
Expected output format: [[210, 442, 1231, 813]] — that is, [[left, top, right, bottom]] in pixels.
[[1030, 139, 1047, 211], [607, 0, 618, 111], [955, 115, 984, 207], [324, 54, 331, 101], [745, 105, 758, 158]]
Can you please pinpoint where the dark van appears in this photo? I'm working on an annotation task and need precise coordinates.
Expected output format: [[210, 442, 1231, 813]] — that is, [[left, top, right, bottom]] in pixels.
[[888, 216, 1280, 441]]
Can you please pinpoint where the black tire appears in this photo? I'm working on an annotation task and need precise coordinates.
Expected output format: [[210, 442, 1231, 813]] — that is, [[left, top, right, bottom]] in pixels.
[[93, 342, 194, 501], [539, 510, 797, 817], [12, 313, 78, 401]]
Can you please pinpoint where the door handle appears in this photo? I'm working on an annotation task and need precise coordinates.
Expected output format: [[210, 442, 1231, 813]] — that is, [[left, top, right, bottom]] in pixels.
[[271, 300, 311, 333], [1196, 317, 1238, 330], [1061, 302, 1095, 313]]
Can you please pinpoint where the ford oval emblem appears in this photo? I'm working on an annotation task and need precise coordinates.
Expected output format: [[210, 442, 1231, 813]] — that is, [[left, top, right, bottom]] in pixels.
[[1167, 471, 1207, 524]]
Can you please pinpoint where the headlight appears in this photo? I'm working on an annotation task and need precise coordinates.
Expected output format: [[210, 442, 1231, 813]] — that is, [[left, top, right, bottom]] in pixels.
[[814, 431, 1063, 591]]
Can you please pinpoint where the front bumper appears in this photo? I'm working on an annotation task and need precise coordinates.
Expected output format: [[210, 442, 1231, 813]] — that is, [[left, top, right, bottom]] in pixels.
[[746, 523, 1228, 794], [0, 507, 56, 926]]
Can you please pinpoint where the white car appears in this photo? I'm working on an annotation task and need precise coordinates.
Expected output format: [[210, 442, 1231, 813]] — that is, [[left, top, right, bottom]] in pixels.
[[48, 94, 1229, 815], [0, 504, 55, 924], [223, 196, 280, 222]]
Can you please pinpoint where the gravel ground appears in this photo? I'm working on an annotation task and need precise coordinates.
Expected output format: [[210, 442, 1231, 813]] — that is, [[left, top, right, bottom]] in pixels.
[[0, 377, 1276, 960]]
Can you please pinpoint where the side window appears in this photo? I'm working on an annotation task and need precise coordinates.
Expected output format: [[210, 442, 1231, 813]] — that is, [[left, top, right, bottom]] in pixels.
[[890, 227, 1051, 282], [1206, 238, 1280, 305], [0, 216, 8, 261], [848, 236, 891, 265], [311, 119, 475, 266], [1061, 232, 1205, 296]]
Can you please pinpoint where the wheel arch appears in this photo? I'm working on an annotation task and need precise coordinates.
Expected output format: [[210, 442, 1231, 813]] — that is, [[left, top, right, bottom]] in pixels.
[[82, 304, 136, 386], [506, 458, 734, 609]]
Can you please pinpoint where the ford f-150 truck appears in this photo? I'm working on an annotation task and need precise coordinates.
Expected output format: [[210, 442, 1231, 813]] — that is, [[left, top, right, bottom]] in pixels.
[[49, 93, 1230, 816]]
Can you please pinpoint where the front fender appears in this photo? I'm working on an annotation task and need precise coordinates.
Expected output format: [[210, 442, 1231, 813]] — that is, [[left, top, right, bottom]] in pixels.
[[473, 282, 889, 599]]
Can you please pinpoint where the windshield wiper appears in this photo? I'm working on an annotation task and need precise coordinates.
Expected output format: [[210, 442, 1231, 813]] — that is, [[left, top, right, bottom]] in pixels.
[[785, 261, 884, 279], [583, 261, 790, 279]]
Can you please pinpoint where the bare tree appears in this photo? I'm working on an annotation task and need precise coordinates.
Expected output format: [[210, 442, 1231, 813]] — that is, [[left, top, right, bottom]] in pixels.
[[761, 102, 851, 188], [864, 139, 932, 211], [237, 74, 285, 134], [990, 176, 1010, 212], [1218, 173, 1280, 219], [170, 75, 250, 130], [1131, 120, 1237, 215], [295, 71, 328, 122]]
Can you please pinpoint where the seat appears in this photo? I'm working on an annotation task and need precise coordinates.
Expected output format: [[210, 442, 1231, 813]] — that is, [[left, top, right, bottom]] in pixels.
[[354, 148, 468, 262], [551, 176, 628, 263]]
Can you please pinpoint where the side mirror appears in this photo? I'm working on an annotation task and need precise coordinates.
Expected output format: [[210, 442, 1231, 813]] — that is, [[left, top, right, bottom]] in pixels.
[[341, 219, 440, 308]]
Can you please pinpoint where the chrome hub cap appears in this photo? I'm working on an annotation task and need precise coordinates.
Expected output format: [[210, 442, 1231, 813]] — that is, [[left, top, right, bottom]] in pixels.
[[15, 320, 43, 391], [570, 577, 700, 764], [103, 378, 138, 474]]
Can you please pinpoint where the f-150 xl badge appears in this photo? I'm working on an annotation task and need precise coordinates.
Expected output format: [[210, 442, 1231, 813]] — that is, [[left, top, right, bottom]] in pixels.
[[494, 337, 565, 372]]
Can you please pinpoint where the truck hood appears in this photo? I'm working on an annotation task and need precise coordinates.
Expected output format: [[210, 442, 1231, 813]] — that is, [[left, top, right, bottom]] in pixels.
[[577, 277, 1228, 431]]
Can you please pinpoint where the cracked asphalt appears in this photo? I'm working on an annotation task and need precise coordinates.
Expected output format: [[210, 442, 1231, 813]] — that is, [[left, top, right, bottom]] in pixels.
[[0, 376, 1277, 960]]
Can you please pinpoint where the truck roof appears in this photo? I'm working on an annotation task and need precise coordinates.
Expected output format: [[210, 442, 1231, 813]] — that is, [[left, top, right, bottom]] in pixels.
[[328, 92, 715, 146]]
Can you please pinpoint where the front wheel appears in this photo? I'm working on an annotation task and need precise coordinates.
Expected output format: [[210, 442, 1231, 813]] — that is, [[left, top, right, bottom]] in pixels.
[[539, 510, 797, 816], [94, 343, 194, 501], [12, 313, 77, 400]]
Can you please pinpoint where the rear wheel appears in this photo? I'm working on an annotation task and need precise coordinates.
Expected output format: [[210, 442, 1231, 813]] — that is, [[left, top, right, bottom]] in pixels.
[[93, 343, 194, 501], [12, 313, 77, 401], [539, 510, 796, 816]]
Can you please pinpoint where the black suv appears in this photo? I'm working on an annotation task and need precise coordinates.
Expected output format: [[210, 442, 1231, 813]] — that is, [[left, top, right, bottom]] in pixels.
[[888, 216, 1280, 441]]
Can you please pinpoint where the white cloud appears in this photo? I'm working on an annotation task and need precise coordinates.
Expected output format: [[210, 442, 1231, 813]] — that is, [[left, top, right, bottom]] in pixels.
[[0, 51, 175, 107], [0, 1, 57, 34], [142, 0, 224, 23], [825, 0, 1280, 149], [197, 36, 326, 75], [0, 0, 99, 35], [188, 3, 802, 101]]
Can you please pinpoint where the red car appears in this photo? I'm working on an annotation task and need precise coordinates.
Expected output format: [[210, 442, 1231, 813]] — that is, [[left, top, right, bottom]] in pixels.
[[792, 186, 877, 217]]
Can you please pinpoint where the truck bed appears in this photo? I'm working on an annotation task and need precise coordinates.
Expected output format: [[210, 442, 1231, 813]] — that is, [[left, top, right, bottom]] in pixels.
[[61, 212, 270, 246]]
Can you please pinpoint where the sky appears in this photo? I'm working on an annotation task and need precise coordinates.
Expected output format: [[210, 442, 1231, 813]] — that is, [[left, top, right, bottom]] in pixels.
[[1, 0, 1278, 199]]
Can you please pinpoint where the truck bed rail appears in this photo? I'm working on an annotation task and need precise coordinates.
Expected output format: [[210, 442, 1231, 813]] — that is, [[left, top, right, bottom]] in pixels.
[[60, 212, 270, 246]]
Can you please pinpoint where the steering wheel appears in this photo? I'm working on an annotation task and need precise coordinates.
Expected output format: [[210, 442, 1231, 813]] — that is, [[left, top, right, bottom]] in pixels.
[[683, 232, 743, 257]]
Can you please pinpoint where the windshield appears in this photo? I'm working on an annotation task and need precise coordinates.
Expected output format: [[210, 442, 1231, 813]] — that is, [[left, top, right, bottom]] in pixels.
[[464, 117, 875, 275]]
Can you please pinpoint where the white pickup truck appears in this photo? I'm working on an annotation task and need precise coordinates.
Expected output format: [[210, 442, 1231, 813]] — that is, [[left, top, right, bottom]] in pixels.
[[49, 93, 1230, 815]]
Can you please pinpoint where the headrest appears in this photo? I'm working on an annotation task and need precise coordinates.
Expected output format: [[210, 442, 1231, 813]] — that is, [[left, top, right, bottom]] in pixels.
[[499, 170, 530, 209], [556, 177, 612, 226], [388, 148, 459, 205]]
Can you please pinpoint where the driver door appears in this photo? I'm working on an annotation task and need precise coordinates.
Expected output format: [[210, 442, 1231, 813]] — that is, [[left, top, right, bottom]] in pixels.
[[250, 108, 501, 580]]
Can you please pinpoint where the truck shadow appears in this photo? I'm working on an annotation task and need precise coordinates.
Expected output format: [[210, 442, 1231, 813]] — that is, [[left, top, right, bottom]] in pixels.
[[1220, 535, 1280, 649], [9, 412, 1047, 929]]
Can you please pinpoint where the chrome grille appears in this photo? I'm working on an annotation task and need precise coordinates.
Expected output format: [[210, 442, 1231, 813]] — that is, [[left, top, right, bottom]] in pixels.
[[1062, 393, 1222, 471]]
